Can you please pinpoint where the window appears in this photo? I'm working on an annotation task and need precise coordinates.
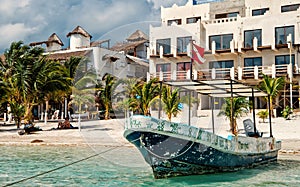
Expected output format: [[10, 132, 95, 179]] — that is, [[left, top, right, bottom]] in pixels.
[[244, 29, 262, 48], [209, 34, 233, 50], [215, 12, 239, 19], [252, 8, 269, 16], [167, 19, 182, 26], [275, 55, 295, 65], [177, 62, 191, 80], [209, 60, 234, 69], [177, 62, 191, 71], [244, 57, 262, 67], [275, 26, 294, 45], [186, 17, 201, 24], [156, 63, 171, 72], [281, 4, 300, 13], [156, 38, 171, 54], [177, 36, 192, 53]]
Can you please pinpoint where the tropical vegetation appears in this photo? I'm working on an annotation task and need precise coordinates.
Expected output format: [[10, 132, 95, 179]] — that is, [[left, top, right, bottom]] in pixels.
[[161, 86, 181, 121], [257, 110, 268, 123], [281, 106, 293, 120], [259, 74, 284, 117], [0, 41, 70, 128], [132, 78, 160, 116], [218, 97, 249, 136]]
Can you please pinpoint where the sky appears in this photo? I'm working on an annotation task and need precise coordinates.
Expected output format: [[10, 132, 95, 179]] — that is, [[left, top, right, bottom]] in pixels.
[[0, 0, 190, 52]]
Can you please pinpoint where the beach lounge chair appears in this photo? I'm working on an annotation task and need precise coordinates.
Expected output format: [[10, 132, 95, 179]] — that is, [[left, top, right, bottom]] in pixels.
[[243, 119, 263, 137]]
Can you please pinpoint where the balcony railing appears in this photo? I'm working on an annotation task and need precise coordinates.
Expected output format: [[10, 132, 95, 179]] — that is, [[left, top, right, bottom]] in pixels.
[[149, 64, 291, 82]]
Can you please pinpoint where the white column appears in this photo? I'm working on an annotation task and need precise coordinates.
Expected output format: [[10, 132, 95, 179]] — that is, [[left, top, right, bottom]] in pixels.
[[193, 69, 198, 80], [159, 46, 163, 58], [146, 72, 151, 82], [254, 66, 259, 79], [212, 41, 216, 55], [186, 70, 191, 80], [159, 71, 163, 81], [253, 37, 258, 51], [230, 40, 235, 53], [212, 68, 216, 79], [230, 67, 235, 80], [272, 64, 276, 78], [172, 70, 177, 80], [238, 66, 242, 80]]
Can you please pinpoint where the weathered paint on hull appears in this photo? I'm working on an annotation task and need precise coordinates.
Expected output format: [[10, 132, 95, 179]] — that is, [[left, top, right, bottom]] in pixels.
[[125, 131, 279, 179]]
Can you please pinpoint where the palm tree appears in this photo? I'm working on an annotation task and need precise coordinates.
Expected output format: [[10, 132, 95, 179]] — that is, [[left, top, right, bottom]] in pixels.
[[218, 97, 249, 136], [257, 110, 268, 123], [133, 78, 159, 116], [161, 86, 181, 121], [71, 69, 99, 115], [0, 41, 70, 126], [259, 74, 284, 117], [96, 74, 116, 120]]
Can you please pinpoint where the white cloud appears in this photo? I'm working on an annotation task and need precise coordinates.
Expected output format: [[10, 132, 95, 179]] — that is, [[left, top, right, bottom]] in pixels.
[[147, 0, 188, 9], [0, 0, 188, 52], [0, 23, 36, 50]]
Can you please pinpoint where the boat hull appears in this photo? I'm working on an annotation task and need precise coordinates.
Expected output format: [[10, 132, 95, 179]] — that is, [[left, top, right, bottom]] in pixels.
[[124, 116, 281, 178], [125, 131, 279, 179]]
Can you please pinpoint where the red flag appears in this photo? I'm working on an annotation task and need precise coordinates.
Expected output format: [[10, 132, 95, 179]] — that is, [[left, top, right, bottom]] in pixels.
[[192, 43, 206, 64]]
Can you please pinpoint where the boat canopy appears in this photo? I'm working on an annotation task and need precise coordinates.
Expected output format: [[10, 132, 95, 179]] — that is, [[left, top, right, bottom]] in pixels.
[[164, 79, 267, 98]]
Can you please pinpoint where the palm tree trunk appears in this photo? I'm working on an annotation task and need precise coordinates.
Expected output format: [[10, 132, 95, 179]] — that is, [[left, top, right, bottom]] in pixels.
[[167, 113, 172, 121], [230, 119, 238, 136], [105, 104, 109, 120], [24, 103, 34, 123]]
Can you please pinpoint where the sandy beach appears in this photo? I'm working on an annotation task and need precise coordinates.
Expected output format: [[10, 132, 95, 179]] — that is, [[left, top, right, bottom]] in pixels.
[[0, 115, 299, 161]]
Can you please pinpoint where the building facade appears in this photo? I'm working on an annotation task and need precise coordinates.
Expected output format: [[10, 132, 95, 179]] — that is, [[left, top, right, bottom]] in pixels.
[[29, 26, 149, 120], [148, 0, 300, 115]]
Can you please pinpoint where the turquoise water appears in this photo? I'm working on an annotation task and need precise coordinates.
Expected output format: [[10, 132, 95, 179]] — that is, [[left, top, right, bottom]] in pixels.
[[1, 145, 300, 187]]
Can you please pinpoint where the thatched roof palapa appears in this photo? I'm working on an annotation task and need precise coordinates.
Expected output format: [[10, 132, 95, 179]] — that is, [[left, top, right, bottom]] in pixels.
[[67, 26, 92, 38], [29, 33, 64, 47], [126, 30, 149, 42], [46, 50, 91, 61]]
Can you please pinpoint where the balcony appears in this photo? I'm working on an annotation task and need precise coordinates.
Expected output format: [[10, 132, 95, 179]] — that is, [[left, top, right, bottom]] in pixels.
[[149, 64, 291, 82]]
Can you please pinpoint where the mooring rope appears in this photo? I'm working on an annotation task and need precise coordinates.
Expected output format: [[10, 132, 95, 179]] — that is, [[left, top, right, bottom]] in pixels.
[[3, 146, 120, 187]]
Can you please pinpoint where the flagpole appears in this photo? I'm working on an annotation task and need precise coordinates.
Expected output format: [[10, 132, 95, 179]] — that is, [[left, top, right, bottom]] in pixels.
[[190, 40, 194, 80]]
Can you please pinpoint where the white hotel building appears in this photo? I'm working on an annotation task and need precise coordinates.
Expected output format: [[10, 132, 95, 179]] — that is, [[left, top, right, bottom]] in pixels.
[[148, 0, 300, 115]]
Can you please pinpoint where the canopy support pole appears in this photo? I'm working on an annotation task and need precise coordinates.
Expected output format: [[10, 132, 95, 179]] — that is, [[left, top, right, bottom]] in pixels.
[[211, 96, 215, 134], [158, 81, 163, 119], [188, 90, 191, 126], [230, 80, 234, 135], [252, 88, 257, 135], [268, 94, 273, 137]]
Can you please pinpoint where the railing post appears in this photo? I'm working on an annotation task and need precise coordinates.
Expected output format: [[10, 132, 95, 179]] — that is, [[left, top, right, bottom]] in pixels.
[[159, 46, 163, 58], [230, 40, 235, 53], [172, 70, 177, 80], [186, 70, 191, 80], [147, 72, 151, 82], [272, 64, 276, 78], [212, 68, 216, 79], [253, 37, 258, 51], [230, 67, 235, 80], [238, 40, 242, 53], [212, 41, 216, 55], [193, 69, 198, 80], [254, 66, 259, 79], [159, 71, 163, 81], [238, 66, 242, 80]]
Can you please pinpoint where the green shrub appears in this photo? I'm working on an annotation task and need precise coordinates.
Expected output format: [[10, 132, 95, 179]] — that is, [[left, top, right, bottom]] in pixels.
[[257, 110, 268, 123]]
